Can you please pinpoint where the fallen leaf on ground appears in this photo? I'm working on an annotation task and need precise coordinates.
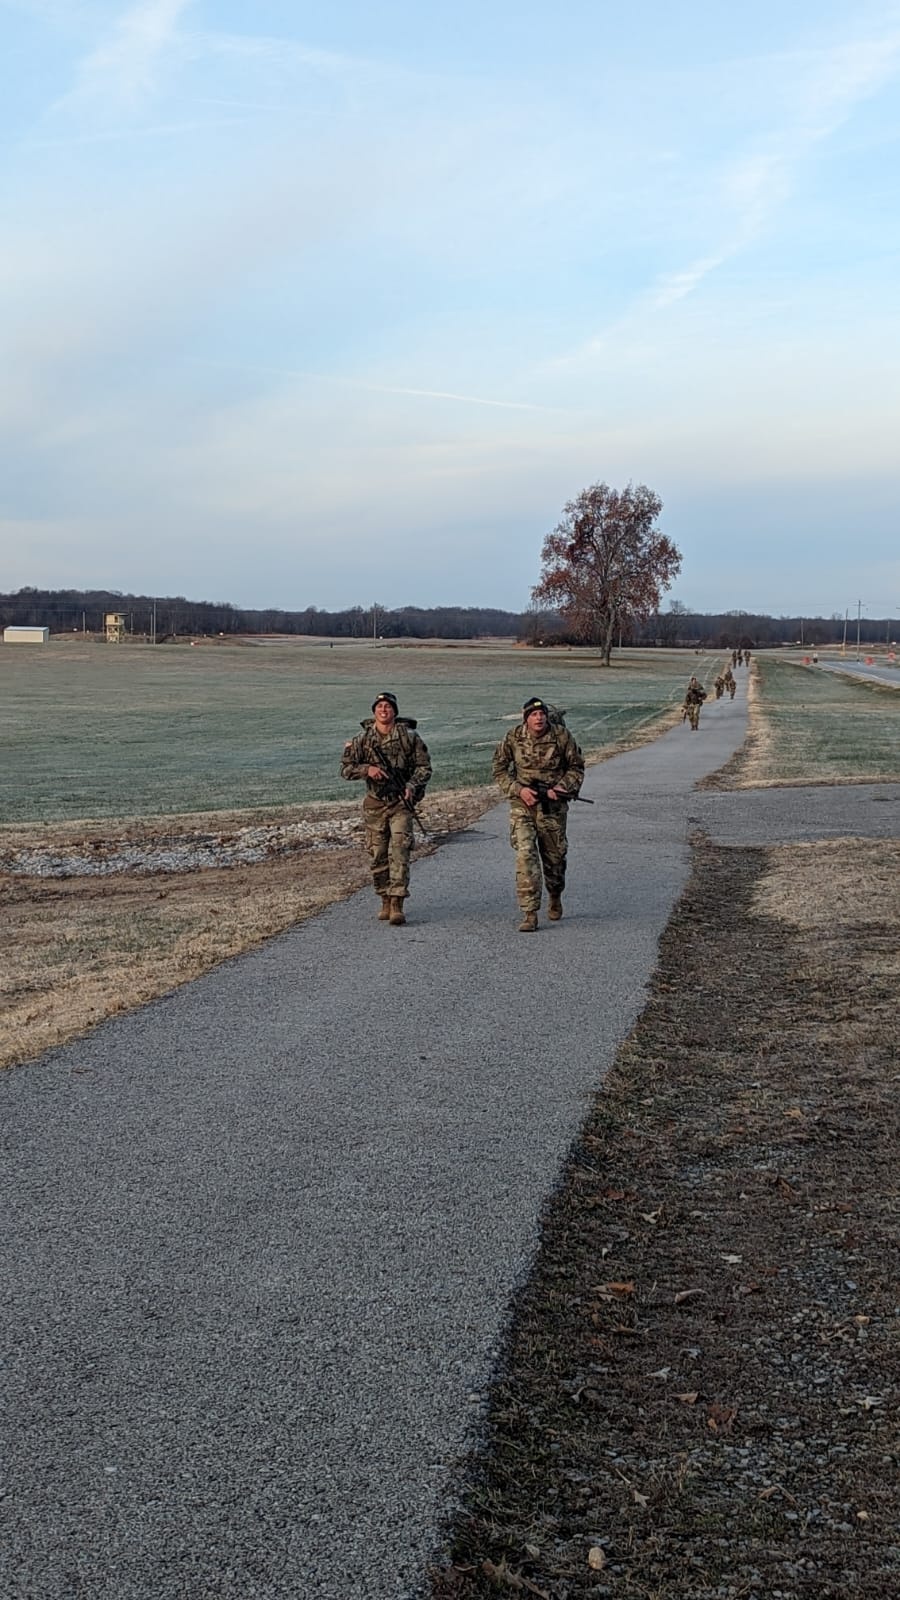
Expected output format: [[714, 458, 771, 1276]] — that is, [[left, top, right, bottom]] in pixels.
[[481, 1558, 525, 1590], [593, 1281, 635, 1297], [587, 1546, 607, 1570], [674, 1288, 706, 1304], [676, 1391, 699, 1404], [707, 1403, 738, 1431]]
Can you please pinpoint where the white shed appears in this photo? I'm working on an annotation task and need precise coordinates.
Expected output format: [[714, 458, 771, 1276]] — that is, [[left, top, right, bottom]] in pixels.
[[3, 626, 50, 644]]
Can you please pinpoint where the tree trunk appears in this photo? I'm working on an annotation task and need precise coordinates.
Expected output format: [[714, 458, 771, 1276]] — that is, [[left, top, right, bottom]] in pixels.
[[600, 609, 616, 667]]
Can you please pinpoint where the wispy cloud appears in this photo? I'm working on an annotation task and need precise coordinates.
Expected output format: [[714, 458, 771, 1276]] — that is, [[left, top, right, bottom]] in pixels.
[[55, 0, 192, 116], [575, 19, 900, 334]]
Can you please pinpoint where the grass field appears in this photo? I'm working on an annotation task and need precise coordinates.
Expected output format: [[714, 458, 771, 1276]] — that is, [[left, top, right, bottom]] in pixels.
[[0, 638, 722, 824], [720, 655, 900, 787]]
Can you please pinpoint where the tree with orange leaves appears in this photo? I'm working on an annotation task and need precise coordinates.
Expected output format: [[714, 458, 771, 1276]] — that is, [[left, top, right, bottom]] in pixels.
[[533, 482, 681, 666]]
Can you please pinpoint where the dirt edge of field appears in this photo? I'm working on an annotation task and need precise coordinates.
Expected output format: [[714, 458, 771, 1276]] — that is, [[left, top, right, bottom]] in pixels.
[[430, 834, 900, 1600]]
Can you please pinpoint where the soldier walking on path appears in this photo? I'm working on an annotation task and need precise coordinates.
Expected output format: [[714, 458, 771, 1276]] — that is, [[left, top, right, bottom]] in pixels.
[[723, 665, 736, 700], [341, 692, 432, 926], [682, 675, 707, 730], [492, 697, 585, 933]]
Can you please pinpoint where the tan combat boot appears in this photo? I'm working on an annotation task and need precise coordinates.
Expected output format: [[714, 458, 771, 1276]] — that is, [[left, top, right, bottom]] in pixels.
[[547, 894, 563, 921], [378, 895, 392, 921], [518, 910, 538, 933], [389, 896, 407, 926]]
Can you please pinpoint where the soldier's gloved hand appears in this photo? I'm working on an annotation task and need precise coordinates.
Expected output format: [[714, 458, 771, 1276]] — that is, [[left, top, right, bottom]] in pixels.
[[519, 786, 539, 807]]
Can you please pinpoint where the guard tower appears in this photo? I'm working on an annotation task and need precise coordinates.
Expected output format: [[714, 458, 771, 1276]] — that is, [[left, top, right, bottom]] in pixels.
[[105, 612, 126, 643]]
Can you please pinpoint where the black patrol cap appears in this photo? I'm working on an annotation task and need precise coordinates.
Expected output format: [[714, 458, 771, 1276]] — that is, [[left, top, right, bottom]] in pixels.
[[522, 696, 549, 719], [372, 691, 399, 713]]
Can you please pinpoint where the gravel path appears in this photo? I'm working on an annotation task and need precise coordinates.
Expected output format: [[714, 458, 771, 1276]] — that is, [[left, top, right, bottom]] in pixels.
[[2, 684, 897, 1600]]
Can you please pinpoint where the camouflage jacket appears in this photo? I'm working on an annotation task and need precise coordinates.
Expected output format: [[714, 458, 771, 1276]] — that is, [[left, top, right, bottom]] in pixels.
[[683, 683, 707, 705], [341, 717, 432, 804], [492, 724, 584, 805]]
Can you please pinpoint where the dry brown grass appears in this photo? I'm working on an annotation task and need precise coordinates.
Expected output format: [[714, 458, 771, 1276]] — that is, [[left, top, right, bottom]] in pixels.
[[433, 834, 900, 1599], [0, 788, 493, 1072]]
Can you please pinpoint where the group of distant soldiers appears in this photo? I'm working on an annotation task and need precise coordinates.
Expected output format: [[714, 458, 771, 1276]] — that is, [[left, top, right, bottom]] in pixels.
[[692, 646, 754, 726]]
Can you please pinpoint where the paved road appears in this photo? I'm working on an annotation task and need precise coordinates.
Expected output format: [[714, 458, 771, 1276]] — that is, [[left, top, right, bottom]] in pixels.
[[3, 683, 898, 1600], [816, 658, 900, 689]]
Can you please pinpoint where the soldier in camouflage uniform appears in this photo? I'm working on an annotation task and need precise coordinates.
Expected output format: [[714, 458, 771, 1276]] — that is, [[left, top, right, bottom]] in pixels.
[[492, 696, 585, 933], [682, 675, 707, 730], [341, 692, 432, 926], [723, 665, 736, 699], [714, 673, 725, 699]]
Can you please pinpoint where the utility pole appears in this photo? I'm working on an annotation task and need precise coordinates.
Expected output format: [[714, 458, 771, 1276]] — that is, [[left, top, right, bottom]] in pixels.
[[841, 609, 848, 654], [856, 600, 863, 661]]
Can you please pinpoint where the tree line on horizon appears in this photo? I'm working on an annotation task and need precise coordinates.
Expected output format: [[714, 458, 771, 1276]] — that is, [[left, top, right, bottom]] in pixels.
[[2, 586, 893, 650]]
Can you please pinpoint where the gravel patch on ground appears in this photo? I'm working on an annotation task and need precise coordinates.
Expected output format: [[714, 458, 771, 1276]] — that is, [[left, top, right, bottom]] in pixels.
[[432, 836, 899, 1600], [0, 817, 363, 877]]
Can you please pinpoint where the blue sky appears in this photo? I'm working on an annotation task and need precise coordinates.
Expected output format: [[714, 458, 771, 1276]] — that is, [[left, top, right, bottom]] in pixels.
[[3, 0, 899, 616]]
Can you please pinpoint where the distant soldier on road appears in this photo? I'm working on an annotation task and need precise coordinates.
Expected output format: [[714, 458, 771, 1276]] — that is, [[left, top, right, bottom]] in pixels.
[[492, 697, 585, 933], [341, 692, 432, 926], [744, 647, 752, 667], [714, 673, 726, 700], [682, 675, 707, 730], [723, 665, 736, 700]]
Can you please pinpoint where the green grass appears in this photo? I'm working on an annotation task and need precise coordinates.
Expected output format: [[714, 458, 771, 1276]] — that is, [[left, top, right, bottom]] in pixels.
[[753, 657, 900, 783], [0, 639, 722, 823]]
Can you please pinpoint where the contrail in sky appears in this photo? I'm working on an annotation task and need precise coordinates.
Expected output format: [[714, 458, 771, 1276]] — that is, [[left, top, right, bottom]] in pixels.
[[200, 361, 570, 414]]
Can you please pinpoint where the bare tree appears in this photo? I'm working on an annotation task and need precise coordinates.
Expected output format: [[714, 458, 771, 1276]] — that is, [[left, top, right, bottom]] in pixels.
[[533, 482, 682, 666]]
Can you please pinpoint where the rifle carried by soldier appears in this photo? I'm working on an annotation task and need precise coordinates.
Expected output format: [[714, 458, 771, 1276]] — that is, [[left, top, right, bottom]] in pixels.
[[530, 779, 594, 814], [371, 747, 430, 838]]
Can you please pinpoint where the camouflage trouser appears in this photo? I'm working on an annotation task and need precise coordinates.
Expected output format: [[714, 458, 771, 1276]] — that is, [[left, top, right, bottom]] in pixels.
[[683, 701, 701, 729], [509, 803, 568, 912], [363, 797, 413, 898], [728, 683, 736, 699]]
